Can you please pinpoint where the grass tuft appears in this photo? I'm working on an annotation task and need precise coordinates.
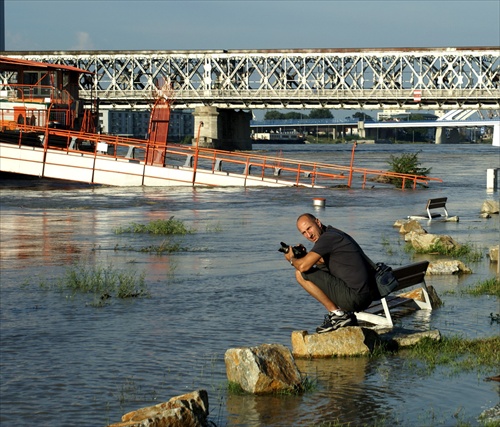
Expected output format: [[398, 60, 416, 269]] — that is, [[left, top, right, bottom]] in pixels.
[[406, 241, 483, 262], [463, 277, 500, 297], [38, 260, 150, 306], [114, 217, 194, 235], [402, 335, 499, 375]]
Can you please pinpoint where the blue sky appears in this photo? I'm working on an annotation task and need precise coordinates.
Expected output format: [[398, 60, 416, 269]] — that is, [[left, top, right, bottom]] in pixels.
[[4, 0, 500, 51]]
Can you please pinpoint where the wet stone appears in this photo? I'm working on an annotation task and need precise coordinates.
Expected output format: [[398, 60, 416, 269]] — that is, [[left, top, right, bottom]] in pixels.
[[106, 390, 209, 427], [291, 327, 381, 358], [224, 343, 303, 394]]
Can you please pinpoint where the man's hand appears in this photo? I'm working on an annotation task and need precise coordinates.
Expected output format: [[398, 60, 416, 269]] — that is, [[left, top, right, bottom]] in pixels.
[[286, 249, 322, 271]]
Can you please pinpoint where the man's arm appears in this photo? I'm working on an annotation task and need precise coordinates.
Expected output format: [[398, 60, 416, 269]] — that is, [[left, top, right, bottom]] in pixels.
[[284, 248, 322, 272]]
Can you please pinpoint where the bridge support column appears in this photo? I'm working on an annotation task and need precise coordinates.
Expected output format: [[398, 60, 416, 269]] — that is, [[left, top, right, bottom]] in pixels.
[[435, 127, 461, 144], [357, 121, 366, 138], [435, 127, 444, 144], [493, 123, 500, 147], [193, 106, 252, 150]]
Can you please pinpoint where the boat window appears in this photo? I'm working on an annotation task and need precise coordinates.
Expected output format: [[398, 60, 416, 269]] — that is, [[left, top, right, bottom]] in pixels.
[[22, 72, 52, 97]]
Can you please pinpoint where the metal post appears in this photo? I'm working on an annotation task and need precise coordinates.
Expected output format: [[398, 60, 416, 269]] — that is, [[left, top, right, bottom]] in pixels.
[[348, 141, 357, 187], [192, 121, 204, 185]]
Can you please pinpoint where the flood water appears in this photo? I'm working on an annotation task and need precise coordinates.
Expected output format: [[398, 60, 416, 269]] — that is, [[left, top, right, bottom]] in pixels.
[[1, 143, 499, 426]]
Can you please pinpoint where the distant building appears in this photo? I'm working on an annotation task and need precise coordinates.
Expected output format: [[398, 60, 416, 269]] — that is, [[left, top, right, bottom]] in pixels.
[[97, 109, 194, 142]]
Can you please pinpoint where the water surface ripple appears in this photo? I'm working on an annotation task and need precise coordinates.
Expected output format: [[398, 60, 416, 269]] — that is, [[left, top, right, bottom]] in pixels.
[[1, 144, 499, 426]]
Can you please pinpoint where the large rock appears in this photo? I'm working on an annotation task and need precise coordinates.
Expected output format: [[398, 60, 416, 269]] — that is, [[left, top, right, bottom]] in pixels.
[[481, 200, 499, 214], [489, 245, 499, 263], [399, 219, 426, 235], [107, 390, 209, 427], [224, 343, 303, 394], [408, 233, 460, 252], [428, 260, 472, 275], [291, 327, 381, 358]]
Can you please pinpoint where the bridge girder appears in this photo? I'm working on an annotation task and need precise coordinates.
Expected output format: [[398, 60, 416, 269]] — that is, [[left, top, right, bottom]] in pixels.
[[3, 47, 500, 110]]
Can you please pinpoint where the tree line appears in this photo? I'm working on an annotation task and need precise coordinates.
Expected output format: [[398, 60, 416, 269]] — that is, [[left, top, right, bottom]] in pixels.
[[263, 109, 374, 121]]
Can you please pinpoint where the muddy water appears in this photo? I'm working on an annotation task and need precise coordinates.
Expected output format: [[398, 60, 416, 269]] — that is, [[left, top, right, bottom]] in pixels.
[[0, 144, 499, 426]]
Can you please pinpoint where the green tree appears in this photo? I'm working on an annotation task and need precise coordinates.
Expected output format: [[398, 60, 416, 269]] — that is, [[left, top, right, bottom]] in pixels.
[[387, 151, 431, 188], [353, 111, 373, 121], [309, 109, 333, 119], [283, 112, 303, 119], [264, 110, 285, 120]]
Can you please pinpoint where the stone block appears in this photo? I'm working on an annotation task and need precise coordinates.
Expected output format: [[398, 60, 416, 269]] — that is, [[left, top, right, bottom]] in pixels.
[[291, 327, 381, 358], [224, 343, 303, 394]]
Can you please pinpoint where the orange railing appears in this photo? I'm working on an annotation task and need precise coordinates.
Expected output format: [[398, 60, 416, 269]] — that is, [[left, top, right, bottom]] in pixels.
[[4, 123, 443, 189]]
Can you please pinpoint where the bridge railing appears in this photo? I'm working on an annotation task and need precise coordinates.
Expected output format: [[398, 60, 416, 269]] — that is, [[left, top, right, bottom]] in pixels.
[[77, 87, 500, 106], [6, 124, 442, 189]]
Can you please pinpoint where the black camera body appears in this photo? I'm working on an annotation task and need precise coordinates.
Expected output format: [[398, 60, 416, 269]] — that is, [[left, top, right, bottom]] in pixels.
[[278, 242, 307, 258]]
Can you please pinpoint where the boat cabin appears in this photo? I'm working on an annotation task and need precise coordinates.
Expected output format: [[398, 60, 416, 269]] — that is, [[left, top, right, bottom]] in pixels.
[[0, 56, 93, 131]]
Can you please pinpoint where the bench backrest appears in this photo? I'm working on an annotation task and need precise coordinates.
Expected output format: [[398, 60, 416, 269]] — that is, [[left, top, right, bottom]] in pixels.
[[426, 197, 447, 210], [392, 261, 429, 293]]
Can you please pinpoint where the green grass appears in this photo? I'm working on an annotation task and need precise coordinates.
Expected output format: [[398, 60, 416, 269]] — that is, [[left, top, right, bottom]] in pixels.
[[406, 241, 483, 262], [114, 217, 194, 235], [38, 260, 150, 306], [442, 277, 500, 298], [463, 277, 500, 297], [402, 335, 499, 375], [138, 238, 186, 254]]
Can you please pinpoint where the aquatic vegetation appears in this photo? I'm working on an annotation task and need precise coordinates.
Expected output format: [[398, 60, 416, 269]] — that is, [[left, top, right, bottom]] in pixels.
[[138, 238, 186, 254], [114, 216, 194, 235], [402, 335, 499, 375], [37, 260, 150, 306], [463, 277, 500, 297], [406, 240, 483, 262]]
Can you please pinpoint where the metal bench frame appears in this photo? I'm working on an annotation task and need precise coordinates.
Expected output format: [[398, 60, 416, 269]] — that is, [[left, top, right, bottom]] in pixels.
[[408, 197, 449, 221], [355, 261, 431, 327]]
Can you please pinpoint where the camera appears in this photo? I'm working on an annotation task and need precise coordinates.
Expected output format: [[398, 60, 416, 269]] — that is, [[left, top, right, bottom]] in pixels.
[[278, 242, 307, 258]]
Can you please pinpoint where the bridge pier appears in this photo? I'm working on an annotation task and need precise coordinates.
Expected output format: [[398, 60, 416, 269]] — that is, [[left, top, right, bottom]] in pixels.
[[435, 127, 461, 144], [193, 106, 252, 150], [493, 123, 500, 147]]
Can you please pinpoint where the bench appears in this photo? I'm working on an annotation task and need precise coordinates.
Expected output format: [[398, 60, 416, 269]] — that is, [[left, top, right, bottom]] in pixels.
[[355, 261, 432, 327], [408, 197, 449, 221]]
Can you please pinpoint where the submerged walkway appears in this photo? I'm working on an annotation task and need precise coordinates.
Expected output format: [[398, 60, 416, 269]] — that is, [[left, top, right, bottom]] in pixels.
[[0, 124, 442, 189]]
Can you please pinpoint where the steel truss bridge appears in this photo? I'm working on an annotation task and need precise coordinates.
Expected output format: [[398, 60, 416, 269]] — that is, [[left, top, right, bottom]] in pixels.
[[4, 47, 500, 111]]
